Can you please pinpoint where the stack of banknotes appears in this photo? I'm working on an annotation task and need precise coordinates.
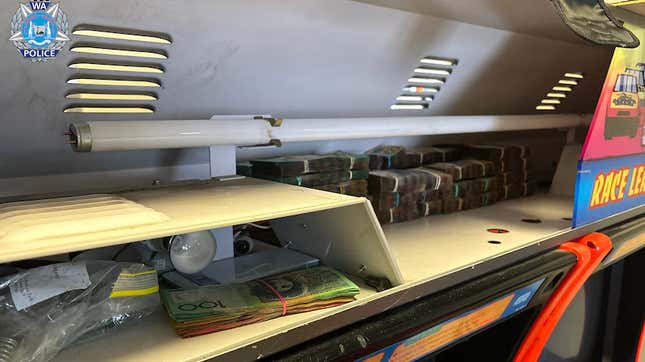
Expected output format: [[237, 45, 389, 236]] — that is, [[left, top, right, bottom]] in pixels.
[[161, 267, 360, 338]]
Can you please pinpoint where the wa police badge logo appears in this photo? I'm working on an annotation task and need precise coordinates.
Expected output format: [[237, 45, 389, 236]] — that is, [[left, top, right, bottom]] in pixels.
[[9, 0, 70, 61]]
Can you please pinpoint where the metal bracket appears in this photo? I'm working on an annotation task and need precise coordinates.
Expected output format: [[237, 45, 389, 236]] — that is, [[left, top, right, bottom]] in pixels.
[[208, 115, 270, 261]]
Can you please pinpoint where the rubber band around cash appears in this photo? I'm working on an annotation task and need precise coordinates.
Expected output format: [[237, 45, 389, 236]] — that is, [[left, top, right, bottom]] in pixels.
[[416, 168, 442, 191], [258, 279, 288, 316]]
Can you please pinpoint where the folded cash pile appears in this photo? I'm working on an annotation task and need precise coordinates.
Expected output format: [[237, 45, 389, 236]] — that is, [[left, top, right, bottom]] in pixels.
[[465, 145, 536, 200], [369, 168, 451, 223], [365, 144, 537, 223], [161, 267, 360, 338], [240, 152, 369, 196]]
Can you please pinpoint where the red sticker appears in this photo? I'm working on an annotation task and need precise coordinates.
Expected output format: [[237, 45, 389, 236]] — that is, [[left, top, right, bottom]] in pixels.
[[487, 228, 509, 234]]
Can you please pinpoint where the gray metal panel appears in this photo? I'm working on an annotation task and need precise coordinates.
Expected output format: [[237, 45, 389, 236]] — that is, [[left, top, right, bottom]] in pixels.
[[271, 201, 405, 286], [0, 0, 612, 180], [353, 0, 586, 44]]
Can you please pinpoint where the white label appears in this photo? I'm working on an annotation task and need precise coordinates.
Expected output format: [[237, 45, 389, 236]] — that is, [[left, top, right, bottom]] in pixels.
[[10, 263, 91, 311]]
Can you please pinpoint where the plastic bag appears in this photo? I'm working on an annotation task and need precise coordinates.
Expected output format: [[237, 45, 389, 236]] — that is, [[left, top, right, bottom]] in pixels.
[[0, 261, 159, 362]]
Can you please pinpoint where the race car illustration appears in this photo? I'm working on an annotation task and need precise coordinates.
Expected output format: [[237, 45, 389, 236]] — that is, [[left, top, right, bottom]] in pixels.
[[605, 73, 640, 139]]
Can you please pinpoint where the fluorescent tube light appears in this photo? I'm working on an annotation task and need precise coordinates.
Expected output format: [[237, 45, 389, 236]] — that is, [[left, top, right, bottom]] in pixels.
[[68, 119, 274, 152], [553, 86, 572, 92], [541, 99, 561, 104], [67, 115, 582, 153]]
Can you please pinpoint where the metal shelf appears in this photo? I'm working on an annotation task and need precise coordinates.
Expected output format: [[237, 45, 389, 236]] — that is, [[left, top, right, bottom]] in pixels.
[[0, 178, 363, 263], [52, 193, 643, 362]]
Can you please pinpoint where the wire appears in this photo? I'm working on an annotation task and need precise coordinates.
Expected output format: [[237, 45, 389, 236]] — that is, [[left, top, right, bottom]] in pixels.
[[248, 222, 272, 230]]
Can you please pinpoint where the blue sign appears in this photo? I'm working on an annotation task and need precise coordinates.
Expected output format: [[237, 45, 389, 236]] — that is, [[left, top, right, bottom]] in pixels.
[[357, 278, 545, 362], [8, 1, 70, 61], [573, 154, 645, 227]]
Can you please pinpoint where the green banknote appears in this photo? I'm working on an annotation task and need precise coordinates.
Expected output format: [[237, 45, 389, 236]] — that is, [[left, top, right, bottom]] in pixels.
[[161, 267, 360, 322]]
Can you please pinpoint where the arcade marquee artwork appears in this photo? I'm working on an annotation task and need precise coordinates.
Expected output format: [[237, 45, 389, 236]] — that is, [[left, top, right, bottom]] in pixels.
[[573, 17, 645, 227]]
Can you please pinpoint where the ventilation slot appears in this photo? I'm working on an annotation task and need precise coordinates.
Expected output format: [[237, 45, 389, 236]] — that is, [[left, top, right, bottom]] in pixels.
[[70, 44, 168, 59], [391, 56, 457, 111], [66, 91, 158, 101], [65, 25, 171, 120], [536, 72, 584, 111], [69, 60, 164, 74], [72, 25, 172, 44], [64, 105, 154, 113], [67, 76, 161, 88]]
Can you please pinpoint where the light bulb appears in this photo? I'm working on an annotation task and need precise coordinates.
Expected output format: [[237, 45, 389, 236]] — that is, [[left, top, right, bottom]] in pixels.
[[169, 231, 217, 274]]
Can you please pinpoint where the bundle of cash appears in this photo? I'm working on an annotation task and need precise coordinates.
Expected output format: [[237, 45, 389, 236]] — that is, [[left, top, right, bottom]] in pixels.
[[432, 145, 465, 162], [258, 169, 369, 187], [325, 151, 369, 171], [419, 200, 443, 217], [407, 147, 451, 165], [427, 160, 493, 181], [453, 176, 500, 198], [466, 144, 529, 172], [372, 191, 428, 211], [499, 183, 524, 200], [481, 191, 499, 206], [454, 179, 483, 198], [250, 155, 351, 177], [161, 267, 360, 338], [499, 170, 523, 186], [236, 162, 254, 177], [442, 196, 463, 213], [415, 167, 454, 194], [403, 152, 423, 169], [365, 145, 407, 170], [426, 189, 451, 201], [376, 205, 422, 224], [368, 169, 437, 194], [314, 180, 369, 196]]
